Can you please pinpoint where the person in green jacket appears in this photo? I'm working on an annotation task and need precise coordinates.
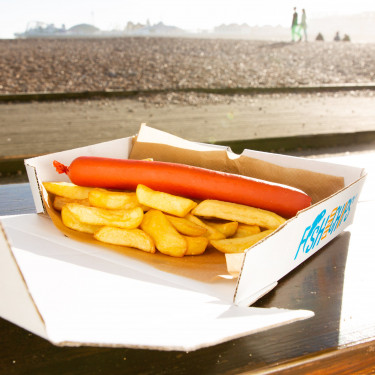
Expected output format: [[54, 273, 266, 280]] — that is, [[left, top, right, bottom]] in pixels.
[[291, 7, 299, 42]]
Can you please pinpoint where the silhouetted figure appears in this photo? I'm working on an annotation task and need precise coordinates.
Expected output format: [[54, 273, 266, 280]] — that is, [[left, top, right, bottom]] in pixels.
[[291, 7, 299, 42], [343, 34, 351, 42], [316, 33, 324, 41], [334, 31, 341, 41], [300, 9, 307, 41]]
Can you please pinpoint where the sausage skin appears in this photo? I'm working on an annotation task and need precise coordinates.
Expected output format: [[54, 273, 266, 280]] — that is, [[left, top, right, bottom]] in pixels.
[[53, 157, 311, 218]]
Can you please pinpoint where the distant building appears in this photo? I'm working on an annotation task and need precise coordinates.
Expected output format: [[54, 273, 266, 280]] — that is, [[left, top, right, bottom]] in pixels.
[[68, 24, 100, 35], [214, 23, 253, 34], [14, 21, 67, 38], [15, 22, 100, 38], [124, 22, 186, 36], [124, 21, 145, 32]]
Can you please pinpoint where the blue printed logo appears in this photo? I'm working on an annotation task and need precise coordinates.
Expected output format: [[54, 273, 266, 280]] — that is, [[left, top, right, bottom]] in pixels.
[[294, 195, 356, 260]]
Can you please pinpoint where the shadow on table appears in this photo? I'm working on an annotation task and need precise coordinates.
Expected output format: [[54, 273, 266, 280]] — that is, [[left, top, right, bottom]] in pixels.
[[221, 231, 351, 372]]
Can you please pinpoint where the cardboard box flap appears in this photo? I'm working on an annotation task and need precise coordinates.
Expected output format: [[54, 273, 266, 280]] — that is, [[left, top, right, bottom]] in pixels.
[[1, 214, 313, 351], [0, 219, 47, 339]]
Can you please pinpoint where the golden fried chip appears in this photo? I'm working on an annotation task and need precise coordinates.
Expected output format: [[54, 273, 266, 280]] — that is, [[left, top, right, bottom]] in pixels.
[[88, 188, 143, 210], [136, 184, 197, 217], [232, 223, 261, 238], [94, 226, 155, 253], [65, 203, 143, 229], [43, 182, 93, 200], [202, 220, 238, 237], [61, 205, 101, 234], [165, 214, 207, 237], [184, 236, 209, 256], [192, 200, 286, 229], [53, 196, 90, 211], [141, 209, 187, 257], [185, 214, 226, 240], [210, 229, 274, 253]]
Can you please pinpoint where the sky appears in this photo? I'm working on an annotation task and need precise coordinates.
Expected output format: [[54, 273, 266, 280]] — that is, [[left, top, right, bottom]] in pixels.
[[1, 0, 375, 38]]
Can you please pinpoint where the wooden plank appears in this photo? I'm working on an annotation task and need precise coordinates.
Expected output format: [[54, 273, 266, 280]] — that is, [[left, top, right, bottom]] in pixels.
[[1, 94, 375, 159]]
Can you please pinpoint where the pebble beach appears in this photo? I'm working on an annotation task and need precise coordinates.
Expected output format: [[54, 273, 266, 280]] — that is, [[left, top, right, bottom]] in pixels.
[[1, 37, 375, 98]]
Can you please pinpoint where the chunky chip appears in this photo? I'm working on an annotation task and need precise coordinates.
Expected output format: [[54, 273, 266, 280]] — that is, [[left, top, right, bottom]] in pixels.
[[61, 205, 102, 234], [45, 177, 286, 263], [65, 203, 143, 229], [192, 200, 286, 229], [165, 214, 207, 237], [185, 214, 226, 240], [184, 236, 209, 256], [202, 220, 238, 237], [43, 182, 93, 200], [141, 209, 187, 257], [88, 189, 142, 210], [53, 196, 90, 211], [136, 184, 197, 217], [94, 226, 155, 253], [210, 229, 274, 253], [232, 223, 261, 238]]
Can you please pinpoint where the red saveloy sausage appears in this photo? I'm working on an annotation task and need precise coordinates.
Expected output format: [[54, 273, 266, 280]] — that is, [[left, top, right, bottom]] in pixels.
[[53, 156, 311, 218]]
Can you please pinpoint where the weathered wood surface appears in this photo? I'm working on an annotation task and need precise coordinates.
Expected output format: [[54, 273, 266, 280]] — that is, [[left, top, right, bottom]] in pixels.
[[1, 93, 375, 159]]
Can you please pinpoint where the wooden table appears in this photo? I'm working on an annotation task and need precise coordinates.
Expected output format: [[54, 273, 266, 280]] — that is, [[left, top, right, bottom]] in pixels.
[[1, 151, 374, 375]]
